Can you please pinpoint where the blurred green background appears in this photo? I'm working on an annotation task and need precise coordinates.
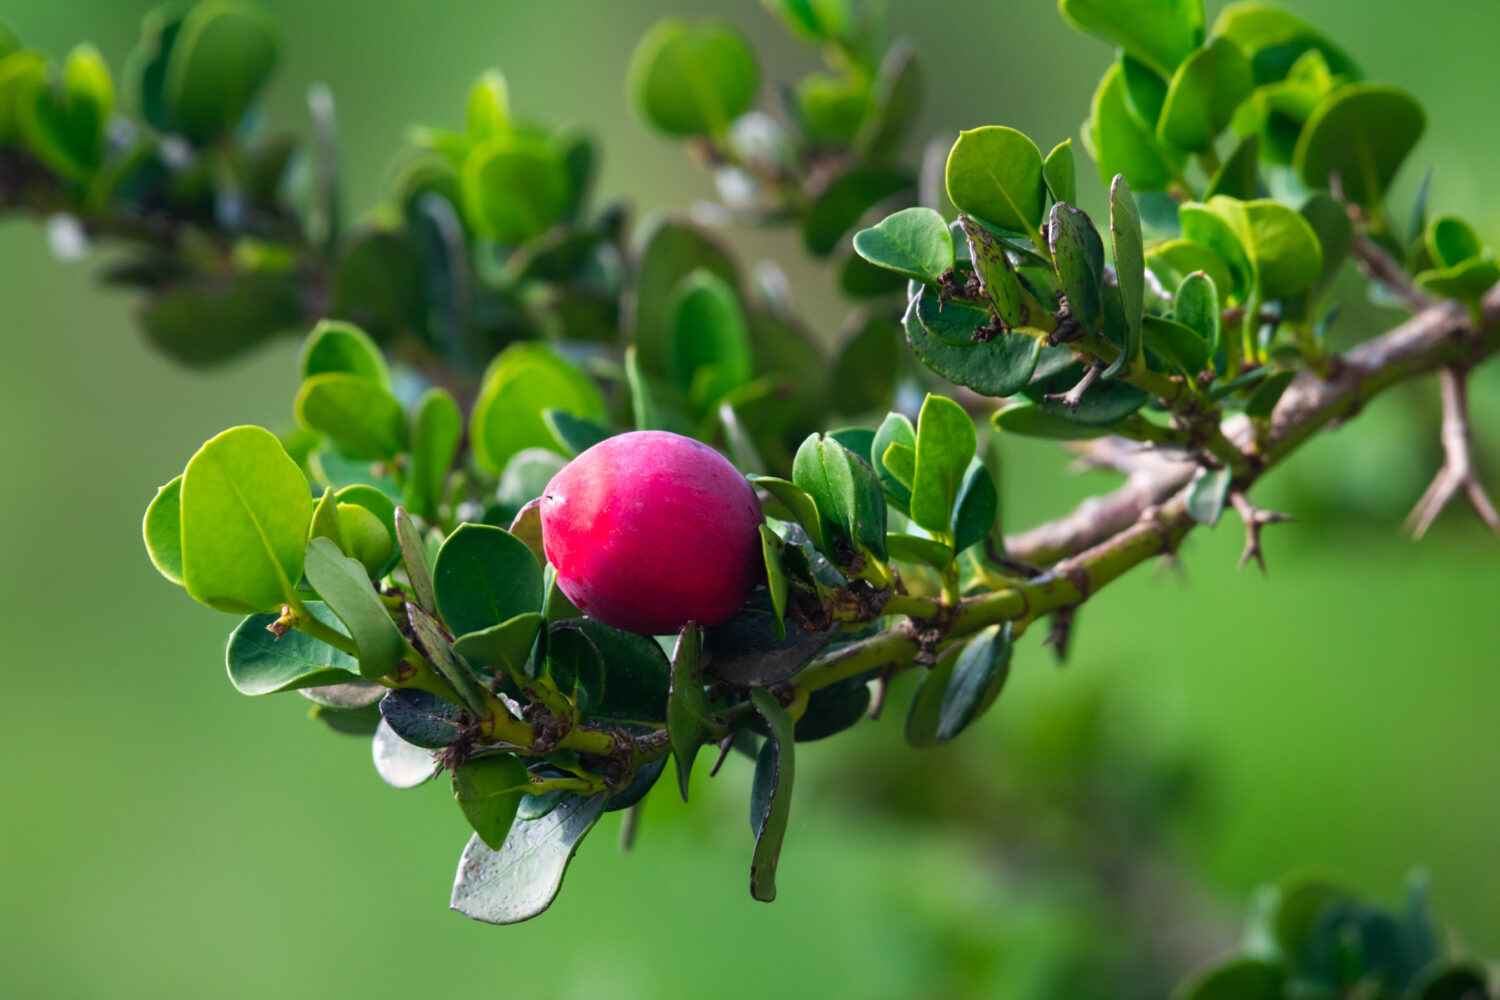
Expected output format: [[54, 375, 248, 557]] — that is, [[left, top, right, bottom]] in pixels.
[[2, 2, 1498, 997]]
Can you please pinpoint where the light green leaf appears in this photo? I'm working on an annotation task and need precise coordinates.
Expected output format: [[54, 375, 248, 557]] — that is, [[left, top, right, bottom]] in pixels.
[[162, 0, 277, 142], [1194, 195, 1324, 301], [1043, 139, 1076, 204], [748, 687, 796, 902], [466, 69, 510, 138], [1157, 37, 1252, 152], [303, 537, 406, 680], [1293, 84, 1424, 207], [143, 474, 185, 585], [910, 394, 976, 537], [299, 319, 389, 389], [295, 373, 407, 461], [227, 601, 358, 695], [452, 613, 543, 683], [402, 387, 461, 519], [471, 344, 607, 474], [872, 412, 916, 515], [1174, 270, 1221, 356], [852, 207, 955, 287], [667, 269, 752, 410], [1059, 0, 1205, 78], [667, 624, 710, 801], [628, 18, 757, 136], [461, 132, 570, 244], [944, 126, 1046, 235], [1086, 60, 1188, 192], [452, 753, 533, 850]]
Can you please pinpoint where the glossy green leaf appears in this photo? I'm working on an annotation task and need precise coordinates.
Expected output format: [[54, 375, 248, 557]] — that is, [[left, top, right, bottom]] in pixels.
[[1157, 37, 1252, 152], [162, 0, 277, 142], [1049, 202, 1106, 332], [1186, 466, 1230, 526], [905, 289, 1042, 397], [1245, 369, 1296, 417], [299, 319, 388, 388], [379, 688, 463, 748], [452, 754, 531, 851], [18, 44, 112, 179], [1415, 257, 1500, 309], [667, 625, 710, 801], [394, 508, 437, 612], [1060, 0, 1204, 78], [405, 602, 491, 713], [904, 649, 956, 749], [937, 623, 1013, 742], [452, 613, 543, 685], [1186, 196, 1324, 301], [570, 620, 671, 726], [1283, 192, 1352, 321], [792, 433, 887, 565], [295, 373, 406, 461], [667, 269, 752, 409], [872, 412, 917, 515], [143, 474, 185, 586], [227, 601, 358, 695], [957, 216, 1026, 328], [951, 460, 999, 554], [371, 719, 438, 789], [1143, 315, 1211, 375], [1043, 139, 1076, 204], [991, 403, 1115, 440], [461, 132, 569, 244], [748, 687, 795, 903], [1107, 175, 1146, 377], [885, 533, 953, 569], [633, 217, 739, 375], [1426, 216, 1485, 270], [450, 791, 609, 925], [882, 443, 915, 491], [1294, 84, 1424, 207], [304, 537, 407, 680], [389, 390, 456, 517], [628, 18, 757, 136], [1121, 55, 1168, 130], [852, 207, 954, 287], [830, 314, 901, 417], [910, 394, 975, 537], [804, 169, 913, 258], [543, 409, 611, 458], [1148, 239, 1234, 305], [308, 487, 343, 550], [793, 675, 871, 742], [760, 525, 788, 642], [1212, 2, 1360, 86], [752, 477, 828, 558], [1206, 134, 1260, 200], [470, 344, 606, 474], [1086, 61, 1187, 191], [434, 524, 544, 638], [335, 503, 392, 577], [1175, 958, 1286, 1000], [180, 426, 310, 614], [542, 624, 604, 709], [945, 126, 1046, 235]]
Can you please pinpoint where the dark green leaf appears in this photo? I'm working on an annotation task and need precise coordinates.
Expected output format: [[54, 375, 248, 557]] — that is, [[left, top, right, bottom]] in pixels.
[[162, 0, 278, 143], [1157, 37, 1253, 152], [1205, 134, 1260, 200], [1410, 965, 1492, 1000], [748, 687, 795, 903], [570, 620, 671, 726], [856, 40, 922, 161], [141, 269, 303, 367], [408, 602, 493, 712], [1121, 55, 1168, 130], [453, 753, 531, 850], [704, 601, 836, 687], [1106, 175, 1146, 377], [760, 526, 788, 642], [394, 508, 437, 612], [936, 623, 1012, 742], [330, 230, 428, 344], [543, 409, 611, 457], [605, 756, 666, 813], [434, 523, 545, 637], [905, 648, 956, 748], [1245, 369, 1295, 417], [1049, 202, 1107, 332], [794, 674, 871, 741], [227, 601, 358, 695], [910, 394, 975, 537], [792, 432, 888, 566], [143, 474, 185, 586], [1043, 139, 1076, 204], [1294, 84, 1424, 207], [992, 403, 1115, 440], [304, 537, 406, 680], [905, 289, 1042, 396], [667, 625, 710, 801], [805, 169, 913, 258], [944, 126, 1046, 235], [1186, 466, 1230, 525], [403, 388, 461, 518], [450, 791, 608, 924], [852, 207, 954, 287], [951, 459, 999, 554], [1174, 958, 1286, 1000], [453, 613, 543, 687], [627, 18, 757, 136], [379, 688, 463, 749], [830, 313, 901, 417], [1086, 60, 1189, 191], [1283, 192, 1352, 320], [752, 477, 828, 558], [1143, 314, 1211, 375], [543, 624, 604, 710], [180, 426, 310, 614]]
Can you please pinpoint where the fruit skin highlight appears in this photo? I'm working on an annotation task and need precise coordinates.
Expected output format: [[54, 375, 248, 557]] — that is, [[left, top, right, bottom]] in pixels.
[[540, 430, 765, 635]]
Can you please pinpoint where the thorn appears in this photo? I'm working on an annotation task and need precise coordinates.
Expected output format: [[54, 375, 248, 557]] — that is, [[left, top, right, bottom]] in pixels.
[[1230, 492, 1296, 574], [1044, 361, 1104, 413], [1040, 606, 1078, 665], [1405, 368, 1500, 539], [708, 733, 736, 779]]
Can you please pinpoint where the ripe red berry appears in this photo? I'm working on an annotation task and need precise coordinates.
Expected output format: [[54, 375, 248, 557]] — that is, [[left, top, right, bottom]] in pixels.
[[540, 430, 764, 635]]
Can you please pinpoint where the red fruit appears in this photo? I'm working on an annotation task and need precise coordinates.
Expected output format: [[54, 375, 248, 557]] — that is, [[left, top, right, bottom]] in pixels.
[[540, 430, 764, 635]]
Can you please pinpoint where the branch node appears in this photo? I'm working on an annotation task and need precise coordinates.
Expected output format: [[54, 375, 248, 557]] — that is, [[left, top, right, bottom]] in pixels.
[[1043, 361, 1104, 414], [1405, 367, 1500, 539]]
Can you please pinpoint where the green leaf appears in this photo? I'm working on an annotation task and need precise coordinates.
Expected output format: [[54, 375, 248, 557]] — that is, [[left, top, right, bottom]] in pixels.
[[628, 18, 757, 137], [543, 409, 612, 458], [1048, 202, 1106, 332], [945, 126, 1046, 236], [452, 613, 543, 685], [872, 412, 917, 515], [1143, 315, 1211, 375], [18, 44, 112, 179], [1416, 257, 1500, 310], [1186, 466, 1230, 525], [885, 533, 953, 569], [162, 0, 278, 143], [299, 319, 389, 389], [470, 344, 606, 474], [748, 687, 795, 903], [794, 674, 871, 742], [751, 477, 828, 558], [905, 289, 1042, 396], [910, 394, 976, 537], [1187, 196, 1324, 301], [1205, 134, 1260, 200], [1245, 369, 1295, 417], [450, 791, 609, 924], [856, 40, 922, 161], [667, 625, 710, 801], [308, 487, 344, 551], [794, 71, 867, 144], [791, 434, 888, 566], [227, 601, 359, 695], [632, 217, 739, 375], [295, 373, 407, 461], [1283, 192, 1352, 322], [402, 387, 461, 519], [956, 217, 1027, 328], [760, 525, 788, 642], [180, 426, 311, 614], [452, 754, 531, 851], [1059, 0, 1205, 77], [830, 314, 901, 417], [466, 69, 510, 138], [904, 650, 955, 748], [329, 230, 427, 344], [335, 503, 393, 577], [570, 620, 671, 726], [1148, 239, 1234, 305], [461, 132, 570, 243], [407, 602, 493, 712], [542, 623, 603, 709], [936, 623, 1013, 742], [1086, 61, 1188, 191], [667, 269, 752, 410], [882, 443, 916, 490], [852, 207, 954, 287], [1426, 216, 1486, 270], [1294, 84, 1424, 207], [434, 524, 544, 637], [1121, 55, 1168, 130], [143, 474, 185, 586], [1043, 139, 1076, 203], [1409, 965, 1492, 1000], [991, 403, 1116, 440], [952, 460, 999, 557], [804, 169, 913, 258], [141, 270, 303, 367], [1174, 958, 1286, 1000], [1107, 175, 1146, 376], [303, 537, 407, 680], [394, 508, 437, 612], [372, 719, 437, 789], [1157, 37, 1253, 152], [1212, 2, 1360, 86]]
